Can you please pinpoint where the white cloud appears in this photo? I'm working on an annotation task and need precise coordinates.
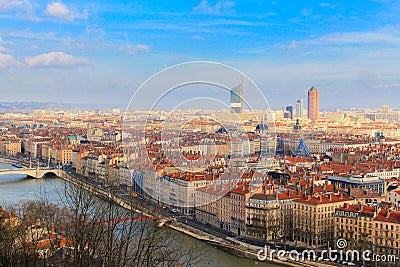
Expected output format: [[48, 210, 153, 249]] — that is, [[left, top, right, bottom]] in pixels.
[[0, 0, 25, 11], [126, 44, 151, 55], [0, 45, 8, 52], [0, 0, 38, 20], [0, 36, 9, 52], [302, 27, 400, 46], [287, 40, 297, 50], [44, 1, 88, 22], [192, 35, 205, 40], [193, 0, 235, 15], [0, 53, 21, 67], [25, 52, 93, 67]]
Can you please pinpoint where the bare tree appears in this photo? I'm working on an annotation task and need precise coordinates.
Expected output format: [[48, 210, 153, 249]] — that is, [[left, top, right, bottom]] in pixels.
[[1, 181, 203, 266], [0, 216, 23, 267], [57, 181, 203, 267]]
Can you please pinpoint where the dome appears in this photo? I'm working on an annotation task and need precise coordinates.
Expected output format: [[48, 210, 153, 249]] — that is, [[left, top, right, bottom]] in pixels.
[[216, 127, 228, 133], [255, 123, 269, 132]]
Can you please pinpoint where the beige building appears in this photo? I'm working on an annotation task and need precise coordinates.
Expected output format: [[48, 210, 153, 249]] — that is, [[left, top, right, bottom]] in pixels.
[[72, 150, 89, 172], [246, 193, 283, 242], [196, 183, 231, 230], [293, 192, 354, 249], [55, 148, 73, 164], [373, 208, 400, 257], [334, 203, 376, 251], [387, 189, 400, 208], [0, 139, 21, 156]]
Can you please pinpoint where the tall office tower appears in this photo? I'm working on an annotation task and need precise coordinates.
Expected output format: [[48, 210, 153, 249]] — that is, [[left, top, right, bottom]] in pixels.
[[230, 82, 244, 113], [285, 105, 294, 119], [307, 87, 319, 122], [295, 99, 304, 118]]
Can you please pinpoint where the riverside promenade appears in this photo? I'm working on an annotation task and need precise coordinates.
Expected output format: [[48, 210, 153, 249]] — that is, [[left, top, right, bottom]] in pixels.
[[0, 155, 332, 267], [56, 171, 335, 267]]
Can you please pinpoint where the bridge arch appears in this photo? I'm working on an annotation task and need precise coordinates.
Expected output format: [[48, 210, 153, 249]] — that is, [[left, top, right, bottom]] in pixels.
[[0, 168, 65, 179], [40, 170, 60, 178]]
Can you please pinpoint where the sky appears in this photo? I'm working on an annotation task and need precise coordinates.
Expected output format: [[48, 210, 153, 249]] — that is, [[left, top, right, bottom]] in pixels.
[[0, 0, 400, 110]]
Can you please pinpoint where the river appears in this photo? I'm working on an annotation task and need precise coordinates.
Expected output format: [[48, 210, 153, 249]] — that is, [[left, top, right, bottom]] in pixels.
[[0, 162, 282, 267]]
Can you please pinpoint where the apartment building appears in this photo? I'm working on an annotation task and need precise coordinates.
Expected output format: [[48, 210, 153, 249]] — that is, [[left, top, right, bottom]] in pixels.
[[334, 203, 376, 251], [293, 192, 354, 249]]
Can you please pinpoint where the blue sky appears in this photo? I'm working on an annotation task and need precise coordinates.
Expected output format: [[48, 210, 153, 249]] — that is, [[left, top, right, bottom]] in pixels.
[[0, 0, 400, 109]]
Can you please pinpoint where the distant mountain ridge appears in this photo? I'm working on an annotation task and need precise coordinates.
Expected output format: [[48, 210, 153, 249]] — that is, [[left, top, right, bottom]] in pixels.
[[0, 102, 122, 110]]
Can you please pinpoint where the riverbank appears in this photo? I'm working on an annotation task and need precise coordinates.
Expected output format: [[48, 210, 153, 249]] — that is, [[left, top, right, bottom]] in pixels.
[[0, 157, 336, 267], [57, 172, 336, 267], [0, 157, 15, 164]]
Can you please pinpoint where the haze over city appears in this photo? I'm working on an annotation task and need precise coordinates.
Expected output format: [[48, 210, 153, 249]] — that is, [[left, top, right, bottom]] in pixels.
[[0, 0, 400, 109]]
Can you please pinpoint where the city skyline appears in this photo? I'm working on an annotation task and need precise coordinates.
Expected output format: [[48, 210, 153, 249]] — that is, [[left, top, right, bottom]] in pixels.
[[1, 1, 400, 109]]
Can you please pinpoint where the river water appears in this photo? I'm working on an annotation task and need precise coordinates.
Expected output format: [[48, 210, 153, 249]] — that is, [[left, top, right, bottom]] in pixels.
[[0, 162, 282, 267]]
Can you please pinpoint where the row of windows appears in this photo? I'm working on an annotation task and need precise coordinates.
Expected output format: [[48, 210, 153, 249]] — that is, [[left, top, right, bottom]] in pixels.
[[375, 231, 400, 239], [336, 218, 372, 224], [294, 203, 343, 212], [375, 223, 400, 231]]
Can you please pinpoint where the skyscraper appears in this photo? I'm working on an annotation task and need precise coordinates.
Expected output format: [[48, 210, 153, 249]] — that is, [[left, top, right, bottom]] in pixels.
[[230, 82, 244, 113], [295, 99, 304, 118], [307, 87, 319, 122], [285, 105, 294, 119]]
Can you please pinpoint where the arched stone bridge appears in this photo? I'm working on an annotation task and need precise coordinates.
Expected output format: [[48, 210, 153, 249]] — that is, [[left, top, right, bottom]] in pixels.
[[0, 168, 66, 179]]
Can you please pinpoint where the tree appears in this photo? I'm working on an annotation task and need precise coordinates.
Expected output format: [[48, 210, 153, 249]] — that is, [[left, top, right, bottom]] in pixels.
[[0, 181, 203, 266], [57, 181, 203, 266]]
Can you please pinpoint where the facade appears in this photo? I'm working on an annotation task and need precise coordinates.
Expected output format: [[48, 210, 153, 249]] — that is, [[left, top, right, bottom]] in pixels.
[[196, 184, 226, 228], [230, 83, 244, 113], [296, 99, 304, 118], [0, 139, 21, 156], [373, 209, 400, 257], [245, 189, 298, 243], [245, 193, 282, 242], [328, 175, 386, 194], [367, 167, 400, 180], [307, 87, 319, 122], [334, 204, 376, 251], [387, 189, 400, 208], [230, 184, 263, 236], [156, 174, 208, 215], [87, 128, 103, 142], [55, 148, 73, 164], [293, 192, 354, 249], [365, 112, 399, 123]]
